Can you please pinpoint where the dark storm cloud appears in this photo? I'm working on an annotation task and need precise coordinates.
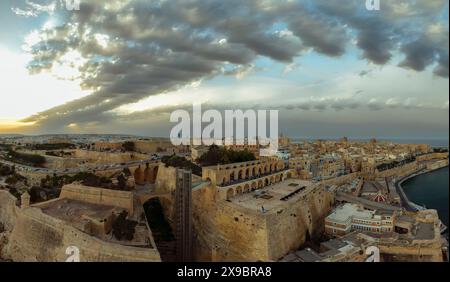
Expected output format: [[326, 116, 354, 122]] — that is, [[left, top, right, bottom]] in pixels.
[[288, 10, 347, 56], [399, 30, 448, 76], [399, 37, 437, 71], [18, 0, 449, 131]]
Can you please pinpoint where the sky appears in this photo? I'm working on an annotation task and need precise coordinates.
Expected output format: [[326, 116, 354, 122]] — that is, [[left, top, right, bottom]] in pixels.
[[0, 0, 448, 140]]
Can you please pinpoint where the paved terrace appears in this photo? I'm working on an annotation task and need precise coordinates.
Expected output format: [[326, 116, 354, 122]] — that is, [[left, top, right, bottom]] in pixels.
[[35, 198, 156, 248], [228, 179, 314, 213]]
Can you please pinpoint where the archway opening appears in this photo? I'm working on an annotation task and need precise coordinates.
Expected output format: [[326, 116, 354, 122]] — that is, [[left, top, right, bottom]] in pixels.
[[230, 171, 235, 182], [226, 188, 234, 200]]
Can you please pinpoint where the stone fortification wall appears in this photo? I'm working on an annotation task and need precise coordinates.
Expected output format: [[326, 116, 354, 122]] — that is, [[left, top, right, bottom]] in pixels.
[[73, 150, 148, 164], [191, 184, 333, 261], [319, 172, 361, 186], [0, 190, 18, 231], [416, 152, 448, 162], [3, 207, 160, 262], [265, 186, 333, 260], [376, 162, 418, 178], [58, 184, 134, 215]]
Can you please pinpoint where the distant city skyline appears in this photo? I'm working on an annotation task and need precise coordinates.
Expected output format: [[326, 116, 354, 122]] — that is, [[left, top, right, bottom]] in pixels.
[[0, 0, 448, 139]]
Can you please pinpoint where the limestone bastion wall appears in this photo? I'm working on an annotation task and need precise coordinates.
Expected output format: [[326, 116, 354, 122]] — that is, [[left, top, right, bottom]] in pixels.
[[416, 152, 449, 162], [192, 186, 269, 262], [191, 184, 333, 262], [73, 150, 149, 164], [0, 190, 18, 231], [375, 161, 419, 178], [3, 207, 161, 262], [265, 186, 334, 260], [154, 164, 177, 221], [375, 153, 449, 179], [155, 164, 177, 194], [16, 149, 85, 169], [319, 172, 361, 187], [59, 184, 134, 215]]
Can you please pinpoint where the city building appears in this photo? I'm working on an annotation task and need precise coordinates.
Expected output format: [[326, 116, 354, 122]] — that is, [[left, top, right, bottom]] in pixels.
[[325, 203, 394, 236]]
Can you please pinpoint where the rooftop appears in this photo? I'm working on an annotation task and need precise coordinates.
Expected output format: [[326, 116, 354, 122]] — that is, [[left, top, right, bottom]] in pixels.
[[326, 203, 374, 223], [413, 222, 435, 240], [295, 248, 323, 262], [39, 198, 121, 224], [227, 179, 314, 212]]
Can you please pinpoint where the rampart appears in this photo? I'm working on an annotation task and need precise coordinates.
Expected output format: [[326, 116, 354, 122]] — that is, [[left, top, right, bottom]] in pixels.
[[0, 190, 18, 231], [191, 184, 333, 261], [3, 207, 160, 262], [58, 184, 134, 215]]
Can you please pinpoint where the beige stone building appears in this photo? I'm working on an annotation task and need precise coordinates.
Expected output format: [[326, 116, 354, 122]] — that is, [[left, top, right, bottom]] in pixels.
[[325, 203, 394, 236]]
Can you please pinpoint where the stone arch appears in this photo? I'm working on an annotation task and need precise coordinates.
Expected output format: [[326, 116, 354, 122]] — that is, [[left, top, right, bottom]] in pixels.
[[245, 168, 250, 179], [230, 171, 236, 182], [222, 177, 227, 186], [287, 172, 292, 179], [265, 178, 269, 186], [270, 176, 275, 184], [244, 184, 250, 193], [226, 188, 234, 200], [134, 166, 145, 185], [236, 186, 243, 195], [251, 182, 257, 191], [238, 169, 244, 180], [252, 167, 256, 177], [258, 180, 263, 189]]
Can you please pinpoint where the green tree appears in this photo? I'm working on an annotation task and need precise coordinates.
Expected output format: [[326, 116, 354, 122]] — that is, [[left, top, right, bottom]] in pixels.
[[122, 141, 135, 152], [112, 211, 137, 241], [117, 174, 127, 190]]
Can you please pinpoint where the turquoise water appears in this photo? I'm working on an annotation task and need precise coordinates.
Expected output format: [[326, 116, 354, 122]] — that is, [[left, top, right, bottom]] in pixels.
[[401, 166, 449, 227]]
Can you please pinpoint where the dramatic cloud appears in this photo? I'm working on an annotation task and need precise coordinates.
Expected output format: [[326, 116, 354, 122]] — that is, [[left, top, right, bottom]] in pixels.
[[15, 0, 449, 131]]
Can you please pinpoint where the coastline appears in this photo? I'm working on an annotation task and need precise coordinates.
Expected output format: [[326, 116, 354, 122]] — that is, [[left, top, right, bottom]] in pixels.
[[395, 163, 449, 212]]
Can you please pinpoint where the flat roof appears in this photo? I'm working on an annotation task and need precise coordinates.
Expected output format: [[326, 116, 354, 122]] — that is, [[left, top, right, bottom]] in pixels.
[[321, 238, 348, 251], [40, 198, 121, 224], [295, 249, 323, 262], [227, 179, 314, 212], [397, 215, 415, 223], [326, 203, 374, 223], [414, 222, 435, 240]]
